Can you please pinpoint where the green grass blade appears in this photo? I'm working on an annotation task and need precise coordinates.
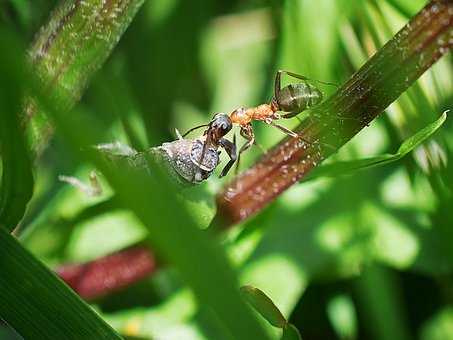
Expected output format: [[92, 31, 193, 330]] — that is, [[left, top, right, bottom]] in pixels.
[[303, 111, 447, 181], [0, 228, 122, 339], [281, 324, 302, 340], [0, 29, 33, 231], [240, 285, 287, 328], [40, 97, 271, 339], [26, 0, 145, 153]]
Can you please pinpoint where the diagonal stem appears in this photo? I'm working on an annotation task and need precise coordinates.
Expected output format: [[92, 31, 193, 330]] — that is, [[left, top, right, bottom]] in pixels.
[[214, 0, 453, 227]]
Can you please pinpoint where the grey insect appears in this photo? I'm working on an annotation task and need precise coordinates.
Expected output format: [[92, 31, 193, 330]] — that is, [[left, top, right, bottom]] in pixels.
[[158, 113, 237, 184]]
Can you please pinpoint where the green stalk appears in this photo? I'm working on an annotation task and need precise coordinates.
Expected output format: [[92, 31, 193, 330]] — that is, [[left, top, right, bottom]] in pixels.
[[25, 0, 145, 154], [214, 0, 453, 227], [0, 228, 122, 339]]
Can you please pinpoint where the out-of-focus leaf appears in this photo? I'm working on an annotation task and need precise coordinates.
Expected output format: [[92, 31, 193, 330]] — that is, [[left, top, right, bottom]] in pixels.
[[0, 228, 122, 339], [420, 307, 453, 340], [240, 285, 287, 328], [355, 265, 411, 340], [385, 0, 426, 18], [281, 323, 302, 340], [0, 29, 33, 231], [327, 295, 357, 340], [304, 111, 447, 181]]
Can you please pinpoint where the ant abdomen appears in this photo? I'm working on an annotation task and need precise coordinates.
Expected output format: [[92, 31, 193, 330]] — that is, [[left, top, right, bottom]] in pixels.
[[277, 83, 323, 114]]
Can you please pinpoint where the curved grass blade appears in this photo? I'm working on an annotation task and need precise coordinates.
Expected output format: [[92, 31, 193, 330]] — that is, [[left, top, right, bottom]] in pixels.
[[0, 29, 33, 232], [304, 110, 448, 181], [281, 323, 302, 340], [0, 228, 122, 339], [240, 285, 287, 328]]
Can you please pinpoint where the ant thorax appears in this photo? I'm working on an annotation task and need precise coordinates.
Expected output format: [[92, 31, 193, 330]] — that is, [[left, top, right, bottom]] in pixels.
[[230, 104, 276, 125], [230, 107, 250, 125], [248, 104, 276, 122]]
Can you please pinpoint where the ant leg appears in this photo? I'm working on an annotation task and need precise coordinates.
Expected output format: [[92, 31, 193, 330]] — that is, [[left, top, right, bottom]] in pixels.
[[254, 140, 267, 155], [274, 70, 283, 101], [269, 121, 337, 151], [269, 121, 313, 145], [278, 70, 338, 88], [269, 121, 299, 138], [198, 132, 212, 167], [236, 124, 255, 174], [218, 135, 237, 178], [294, 115, 304, 124], [279, 111, 301, 119]]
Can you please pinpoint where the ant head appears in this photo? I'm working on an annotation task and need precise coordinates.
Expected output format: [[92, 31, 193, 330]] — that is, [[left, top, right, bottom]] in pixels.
[[208, 113, 233, 140]]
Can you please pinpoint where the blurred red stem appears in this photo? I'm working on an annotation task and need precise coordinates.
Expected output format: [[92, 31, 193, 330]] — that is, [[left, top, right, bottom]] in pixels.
[[56, 245, 156, 301]]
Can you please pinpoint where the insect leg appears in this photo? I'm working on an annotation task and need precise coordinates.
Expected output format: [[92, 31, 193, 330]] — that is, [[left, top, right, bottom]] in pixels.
[[254, 141, 267, 155], [279, 111, 301, 119], [198, 132, 212, 167], [236, 124, 255, 174], [269, 121, 299, 138], [279, 70, 338, 88], [218, 135, 237, 178], [269, 121, 337, 151], [274, 70, 283, 101]]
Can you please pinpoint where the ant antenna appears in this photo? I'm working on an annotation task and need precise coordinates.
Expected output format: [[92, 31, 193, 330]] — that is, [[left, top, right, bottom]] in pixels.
[[181, 123, 209, 138]]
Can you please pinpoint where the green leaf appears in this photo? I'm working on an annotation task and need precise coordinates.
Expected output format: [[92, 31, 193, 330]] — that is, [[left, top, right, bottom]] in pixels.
[[0, 228, 122, 339], [41, 100, 271, 339], [327, 295, 358, 340], [281, 323, 302, 340], [26, 0, 146, 153], [240, 285, 287, 328], [420, 307, 453, 340], [0, 29, 33, 231], [304, 111, 447, 181]]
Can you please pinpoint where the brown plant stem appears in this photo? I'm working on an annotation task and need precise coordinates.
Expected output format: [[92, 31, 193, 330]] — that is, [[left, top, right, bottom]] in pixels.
[[56, 245, 157, 301], [214, 0, 453, 227]]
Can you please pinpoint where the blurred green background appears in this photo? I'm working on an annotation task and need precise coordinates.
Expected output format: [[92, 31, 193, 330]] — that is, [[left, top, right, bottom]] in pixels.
[[1, 0, 452, 339]]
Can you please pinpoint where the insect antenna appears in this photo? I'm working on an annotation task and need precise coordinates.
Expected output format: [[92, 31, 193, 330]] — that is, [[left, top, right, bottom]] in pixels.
[[181, 123, 209, 137]]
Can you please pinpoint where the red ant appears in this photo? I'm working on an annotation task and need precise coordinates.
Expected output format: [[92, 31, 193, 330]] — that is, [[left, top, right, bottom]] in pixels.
[[184, 70, 337, 176]]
